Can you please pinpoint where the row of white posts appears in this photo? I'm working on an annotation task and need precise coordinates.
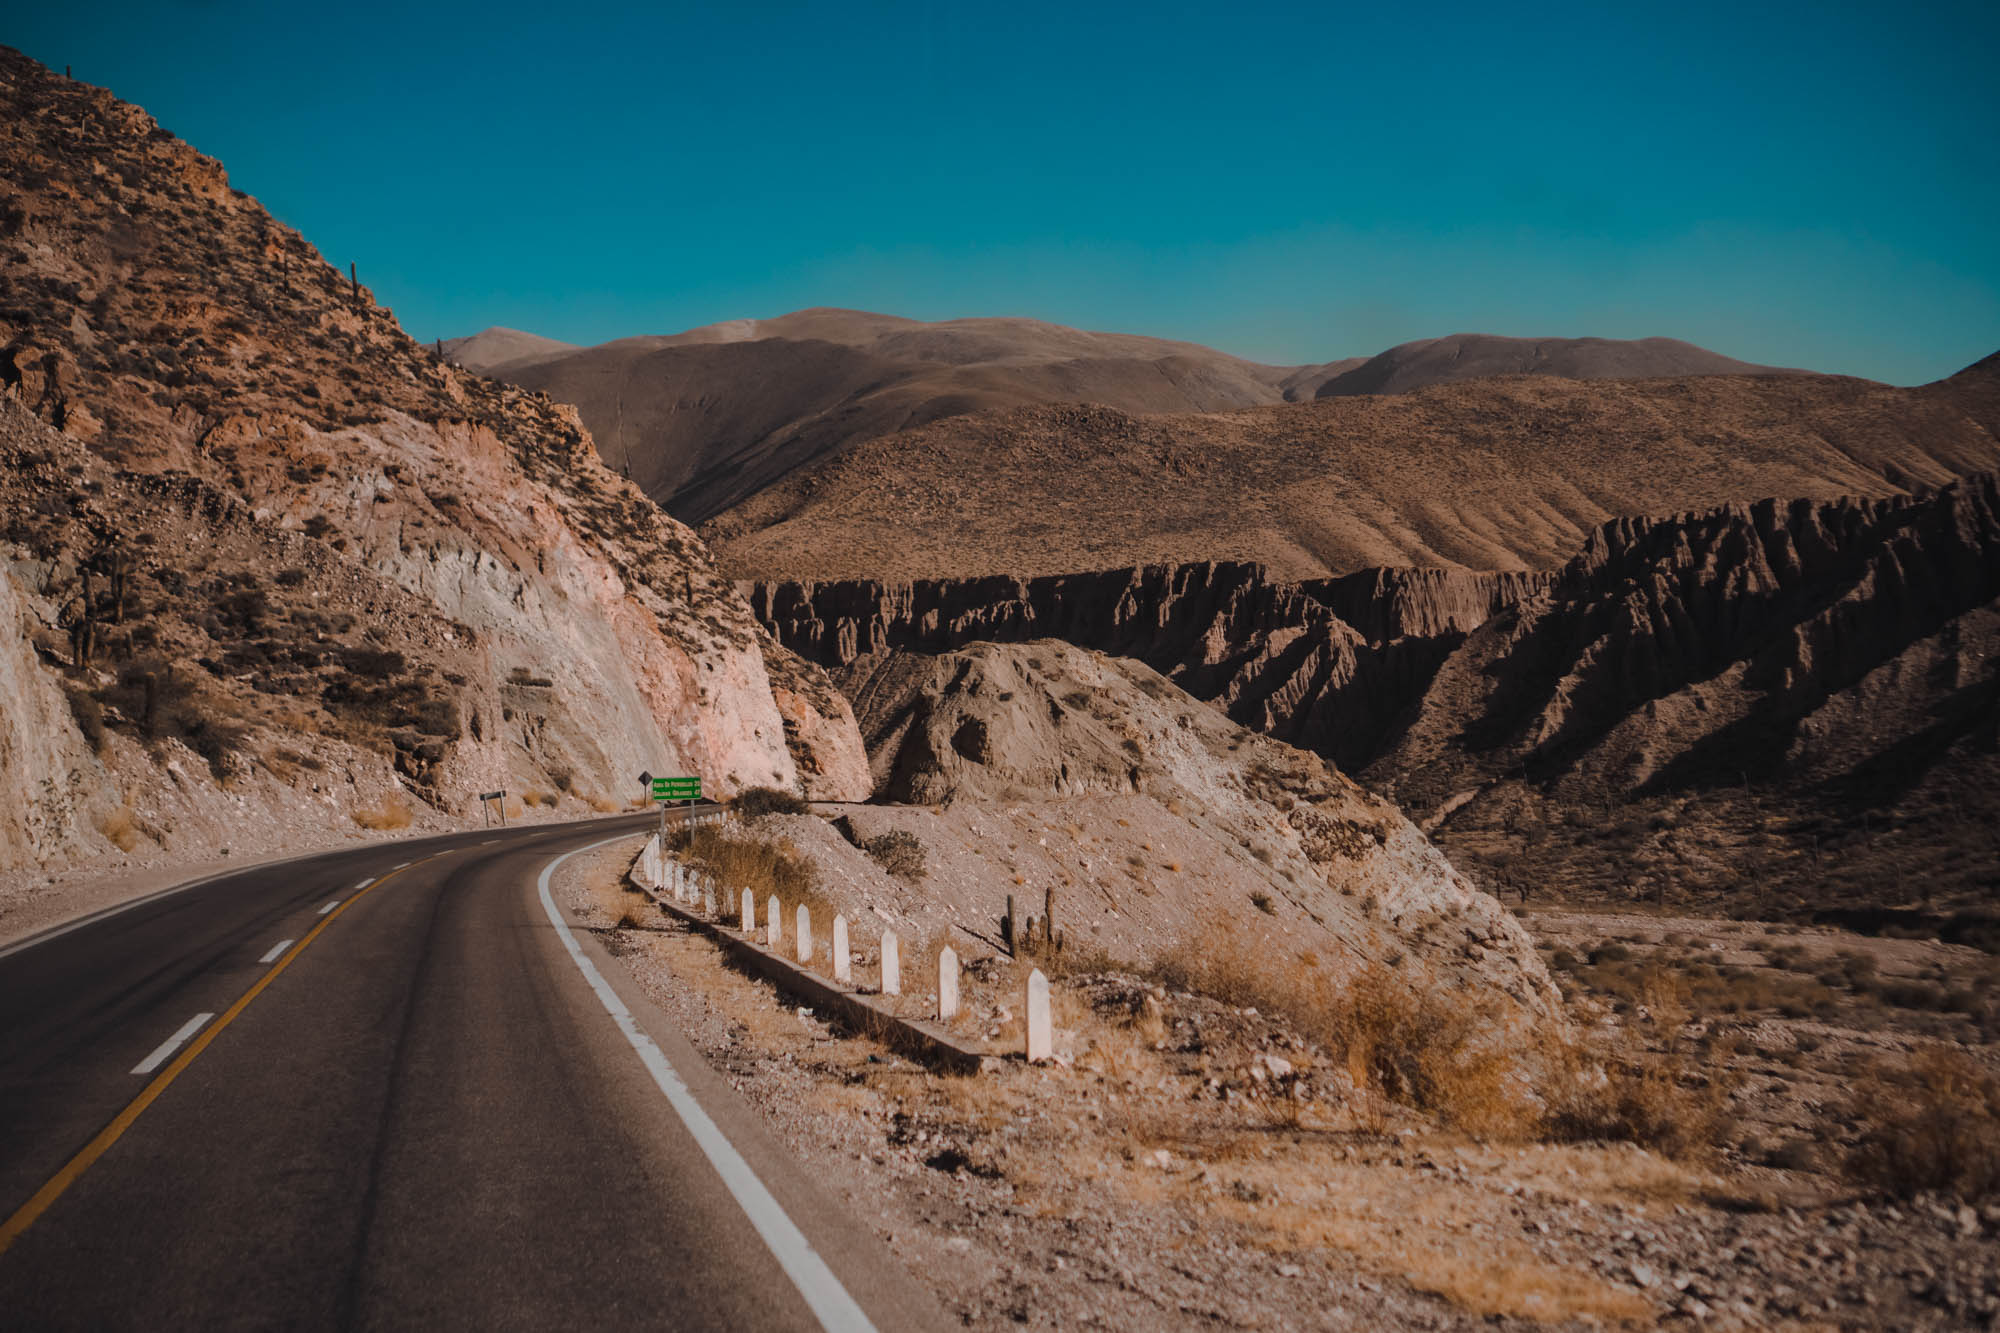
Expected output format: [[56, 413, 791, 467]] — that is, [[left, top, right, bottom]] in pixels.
[[635, 832, 1051, 1062]]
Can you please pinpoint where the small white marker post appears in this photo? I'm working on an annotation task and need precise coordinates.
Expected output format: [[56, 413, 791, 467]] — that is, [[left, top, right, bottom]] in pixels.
[[702, 883, 716, 915], [832, 915, 851, 984], [741, 888, 755, 933], [881, 930, 901, 996], [796, 905, 812, 964], [766, 896, 781, 950], [937, 946, 960, 1022], [1025, 968, 1051, 1063]]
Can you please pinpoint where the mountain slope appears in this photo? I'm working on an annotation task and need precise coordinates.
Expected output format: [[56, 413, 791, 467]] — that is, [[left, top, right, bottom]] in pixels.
[[0, 48, 868, 883], [702, 359, 2000, 582], [1315, 333, 1802, 398]]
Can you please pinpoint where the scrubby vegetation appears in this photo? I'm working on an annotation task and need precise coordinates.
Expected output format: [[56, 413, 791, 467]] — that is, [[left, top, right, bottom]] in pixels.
[[733, 785, 811, 816], [860, 829, 926, 881], [669, 822, 833, 924], [1846, 1047, 2000, 1201]]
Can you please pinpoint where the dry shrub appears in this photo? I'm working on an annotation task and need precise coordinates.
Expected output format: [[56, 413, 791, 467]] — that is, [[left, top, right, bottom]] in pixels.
[[586, 793, 619, 813], [670, 823, 833, 926], [1845, 1046, 2000, 1200], [97, 805, 142, 852], [521, 789, 554, 809], [1151, 928, 1536, 1138], [1542, 974, 1735, 1161], [734, 785, 810, 816], [352, 794, 413, 830], [862, 830, 925, 881]]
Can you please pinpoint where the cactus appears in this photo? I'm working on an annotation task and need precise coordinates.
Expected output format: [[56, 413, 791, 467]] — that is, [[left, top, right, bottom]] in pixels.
[[1001, 893, 1017, 955]]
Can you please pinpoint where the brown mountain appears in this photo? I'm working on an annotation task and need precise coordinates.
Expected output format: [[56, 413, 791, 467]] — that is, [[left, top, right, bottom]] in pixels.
[[467, 312, 1814, 524], [437, 326, 576, 373], [701, 357, 2000, 582], [751, 471, 2000, 919], [473, 309, 1302, 522], [0, 48, 867, 883], [1314, 333, 1801, 398]]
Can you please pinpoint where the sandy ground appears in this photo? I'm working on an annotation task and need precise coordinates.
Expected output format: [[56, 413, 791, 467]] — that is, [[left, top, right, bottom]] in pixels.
[[560, 838, 2000, 1331]]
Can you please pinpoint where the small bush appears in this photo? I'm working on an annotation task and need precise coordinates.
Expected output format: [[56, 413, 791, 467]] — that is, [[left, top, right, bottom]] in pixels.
[[735, 786, 810, 817], [1250, 891, 1275, 915], [1845, 1047, 2000, 1201], [352, 795, 413, 830], [862, 830, 925, 881]]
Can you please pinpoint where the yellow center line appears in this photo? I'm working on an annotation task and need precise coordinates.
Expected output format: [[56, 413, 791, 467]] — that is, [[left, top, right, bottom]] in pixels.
[[0, 858, 427, 1256]]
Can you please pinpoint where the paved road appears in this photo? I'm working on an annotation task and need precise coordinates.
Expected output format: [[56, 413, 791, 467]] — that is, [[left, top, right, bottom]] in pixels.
[[0, 812, 940, 1330]]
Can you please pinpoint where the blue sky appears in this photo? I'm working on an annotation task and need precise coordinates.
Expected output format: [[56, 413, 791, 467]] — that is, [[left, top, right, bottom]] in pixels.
[[13, 1, 1998, 382]]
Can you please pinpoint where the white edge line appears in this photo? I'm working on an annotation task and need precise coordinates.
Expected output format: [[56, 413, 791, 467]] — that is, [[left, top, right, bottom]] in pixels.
[[318, 900, 340, 915], [258, 939, 294, 964], [132, 1012, 213, 1075], [536, 838, 877, 1333]]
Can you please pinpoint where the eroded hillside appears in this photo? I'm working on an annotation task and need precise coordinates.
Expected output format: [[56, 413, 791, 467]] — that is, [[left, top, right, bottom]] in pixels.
[[755, 477, 2000, 919]]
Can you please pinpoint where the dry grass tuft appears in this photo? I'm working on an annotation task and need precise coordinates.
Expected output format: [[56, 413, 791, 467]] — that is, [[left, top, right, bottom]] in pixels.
[[521, 788, 555, 809], [96, 804, 143, 852], [1151, 928, 1542, 1138], [351, 794, 413, 830], [1845, 1046, 2000, 1200]]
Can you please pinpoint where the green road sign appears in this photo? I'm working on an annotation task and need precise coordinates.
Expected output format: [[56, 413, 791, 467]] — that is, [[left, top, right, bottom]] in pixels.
[[651, 776, 700, 801]]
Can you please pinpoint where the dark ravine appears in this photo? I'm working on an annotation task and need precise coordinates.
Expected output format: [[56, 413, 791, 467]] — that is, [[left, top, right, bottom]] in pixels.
[[746, 563, 1548, 772], [750, 478, 2000, 912]]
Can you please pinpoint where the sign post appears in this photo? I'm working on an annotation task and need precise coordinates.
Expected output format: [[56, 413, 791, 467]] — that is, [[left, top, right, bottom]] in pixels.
[[479, 790, 506, 828], [649, 775, 700, 838]]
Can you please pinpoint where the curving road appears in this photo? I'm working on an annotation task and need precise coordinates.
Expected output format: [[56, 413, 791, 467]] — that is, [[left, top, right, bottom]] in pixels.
[[0, 812, 940, 1330]]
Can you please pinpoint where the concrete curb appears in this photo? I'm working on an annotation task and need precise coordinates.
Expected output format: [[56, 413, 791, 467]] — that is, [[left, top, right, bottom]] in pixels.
[[628, 871, 991, 1076]]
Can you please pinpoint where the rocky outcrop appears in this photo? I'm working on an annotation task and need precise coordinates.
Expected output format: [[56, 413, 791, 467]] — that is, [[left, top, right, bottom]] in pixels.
[[841, 637, 1556, 1012], [0, 48, 869, 887]]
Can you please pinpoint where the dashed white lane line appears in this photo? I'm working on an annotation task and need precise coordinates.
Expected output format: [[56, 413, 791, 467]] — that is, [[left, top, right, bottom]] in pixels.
[[535, 838, 877, 1333], [132, 1013, 213, 1075], [482, 839, 499, 846], [391, 862, 410, 870], [354, 878, 374, 890], [318, 900, 340, 915], [258, 939, 293, 964]]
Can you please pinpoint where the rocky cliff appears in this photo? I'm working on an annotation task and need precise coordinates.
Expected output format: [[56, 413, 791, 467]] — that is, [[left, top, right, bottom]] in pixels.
[[0, 50, 868, 883], [754, 479, 2000, 914], [750, 563, 1545, 771]]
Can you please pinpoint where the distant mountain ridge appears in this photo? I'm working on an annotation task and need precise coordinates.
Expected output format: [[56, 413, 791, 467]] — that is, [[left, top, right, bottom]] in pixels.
[[450, 312, 1818, 522], [1314, 333, 1803, 398]]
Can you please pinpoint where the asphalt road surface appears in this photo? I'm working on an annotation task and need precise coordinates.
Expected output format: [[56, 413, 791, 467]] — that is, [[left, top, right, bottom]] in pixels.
[[0, 811, 942, 1330]]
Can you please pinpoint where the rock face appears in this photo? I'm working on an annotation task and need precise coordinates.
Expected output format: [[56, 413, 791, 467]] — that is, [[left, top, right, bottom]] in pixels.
[[835, 637, 1556, 1013], [755, 476, 2000, 912], [0, 557, 109, 871], [0, 49, 868, 880]]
